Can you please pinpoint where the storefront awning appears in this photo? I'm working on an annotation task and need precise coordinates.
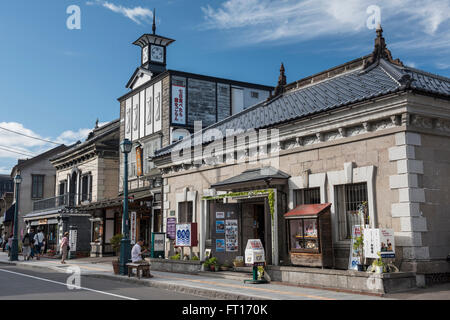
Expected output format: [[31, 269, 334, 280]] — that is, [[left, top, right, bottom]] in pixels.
[[23, 208, 61, 221], [78, 197, 123, 211], [284, 203, 331, 218], [3, 203, 15, 223], [211, 167, 290, 190]]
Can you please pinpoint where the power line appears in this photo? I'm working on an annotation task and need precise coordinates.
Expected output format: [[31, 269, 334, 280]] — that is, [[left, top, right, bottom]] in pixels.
[[0, 126, 62, 145], [0, 144, 36, 157], [0, 146, 35, 157]]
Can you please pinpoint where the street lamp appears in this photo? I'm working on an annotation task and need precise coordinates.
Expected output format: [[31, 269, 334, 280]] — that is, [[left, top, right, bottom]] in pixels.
[[10, 173, 22, 261], [119, 139, 132, 275]]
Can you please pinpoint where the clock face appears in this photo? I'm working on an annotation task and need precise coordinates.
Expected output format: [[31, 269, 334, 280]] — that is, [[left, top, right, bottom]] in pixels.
[[150, 45, 164, 63], [142, 46, 149, 64]]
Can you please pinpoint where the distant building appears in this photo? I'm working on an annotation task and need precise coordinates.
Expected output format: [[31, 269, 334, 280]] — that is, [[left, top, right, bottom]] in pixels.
[[0, 174, 13, 197], [9, 144, 69, 241]]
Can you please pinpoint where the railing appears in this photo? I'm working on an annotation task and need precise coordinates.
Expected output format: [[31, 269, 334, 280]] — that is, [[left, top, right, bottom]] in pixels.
[[32, 193, 92, 212]]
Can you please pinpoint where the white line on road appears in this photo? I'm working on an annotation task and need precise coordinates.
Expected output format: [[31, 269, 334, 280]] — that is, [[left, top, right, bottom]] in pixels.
[[0, 268, 138, 300]]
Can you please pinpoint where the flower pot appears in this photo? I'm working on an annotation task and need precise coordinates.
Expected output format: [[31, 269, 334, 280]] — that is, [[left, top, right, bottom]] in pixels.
[[220, 266, 230, 271], [112, 259, 120, 275], [375, 265, 383, 274], [210, 264, 216, 272], [214, 265, 220, 272]]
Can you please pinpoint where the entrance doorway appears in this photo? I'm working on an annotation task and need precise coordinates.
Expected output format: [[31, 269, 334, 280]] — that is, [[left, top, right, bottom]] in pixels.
[[253, 204, 265, 249]]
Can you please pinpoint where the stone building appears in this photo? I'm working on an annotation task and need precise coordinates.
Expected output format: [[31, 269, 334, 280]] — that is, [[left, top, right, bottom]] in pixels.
[[117, 17, 273, 247], [153, 27, 450, 286], [23, 120, 120, 257]]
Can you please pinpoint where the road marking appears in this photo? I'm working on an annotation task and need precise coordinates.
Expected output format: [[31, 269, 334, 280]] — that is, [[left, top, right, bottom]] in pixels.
[[153, 273, 336, 300], [0, 268, 137, 300]]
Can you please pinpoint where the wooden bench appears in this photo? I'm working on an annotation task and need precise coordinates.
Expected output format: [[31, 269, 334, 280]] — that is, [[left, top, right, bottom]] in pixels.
[[126, 262, 152, 279]]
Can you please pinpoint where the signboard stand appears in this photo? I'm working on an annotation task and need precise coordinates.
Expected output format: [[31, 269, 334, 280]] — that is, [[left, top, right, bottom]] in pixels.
[[151, 232, 165, 259], [244, 239, 268, 284]]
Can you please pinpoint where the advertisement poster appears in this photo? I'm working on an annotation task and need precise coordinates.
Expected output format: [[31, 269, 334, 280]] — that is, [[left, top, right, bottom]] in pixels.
[[216, 239, 225, 252], [172, 84, 186, 125], [380, 228, 395, 258], [152, 233, 165, 252], [166, 217, 176, 239], [348, 225, 362, 270], [216, 212, 224, 219], [176, 223, 191, 246], [216, 220, 225, 233], [225, 219, 238, 252], [130, 211, 137, 245]]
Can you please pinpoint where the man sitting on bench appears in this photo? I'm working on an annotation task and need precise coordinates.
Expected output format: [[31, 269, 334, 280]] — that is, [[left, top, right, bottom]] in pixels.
[[131, 238, 148, 264]]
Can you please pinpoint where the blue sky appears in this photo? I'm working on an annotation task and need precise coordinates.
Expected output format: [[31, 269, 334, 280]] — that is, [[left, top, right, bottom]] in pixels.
[[0, 0, 449, 174]]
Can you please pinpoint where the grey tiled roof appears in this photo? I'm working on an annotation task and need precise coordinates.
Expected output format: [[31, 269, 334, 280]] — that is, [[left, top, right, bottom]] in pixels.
[[155, 58, 450, 157], [211, 167, 290, 188]]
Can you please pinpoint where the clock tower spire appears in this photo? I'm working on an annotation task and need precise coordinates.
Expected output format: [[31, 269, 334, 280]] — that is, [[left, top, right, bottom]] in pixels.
[[133, 9, 175, 76]]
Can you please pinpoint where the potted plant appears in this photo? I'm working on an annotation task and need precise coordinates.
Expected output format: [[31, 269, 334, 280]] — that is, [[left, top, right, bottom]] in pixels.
[[206, 257, 218, 271], [353, 235, 365, 271], [170, 253, 181, 260], [233, 257, 245, 268], [110, 233, 123, 275], [373, 253, 385, 274]]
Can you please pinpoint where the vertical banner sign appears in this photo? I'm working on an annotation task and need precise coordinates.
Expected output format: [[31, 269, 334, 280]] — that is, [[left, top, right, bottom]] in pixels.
[[136, 146, 143, 176], [166, 217, 176, 239], [69, 230, 77, 252], [172, 84, 186, 125], [348, 225, 362, 270], [130, 212, 137, 245]]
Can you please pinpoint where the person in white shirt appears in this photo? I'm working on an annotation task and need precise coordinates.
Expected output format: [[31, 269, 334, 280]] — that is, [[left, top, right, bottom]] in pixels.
[[131, 239, 148, 263], [33, 229, 45, 260]]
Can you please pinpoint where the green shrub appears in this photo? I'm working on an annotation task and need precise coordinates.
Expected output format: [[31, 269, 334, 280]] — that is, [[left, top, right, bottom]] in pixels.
[[110, 234, 123, 255], [170, 253, 181, 260], [192, 255, 199, 261]]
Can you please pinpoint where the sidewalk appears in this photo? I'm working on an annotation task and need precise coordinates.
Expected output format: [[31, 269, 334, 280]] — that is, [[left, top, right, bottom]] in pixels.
[[0, 252, 447, 300]]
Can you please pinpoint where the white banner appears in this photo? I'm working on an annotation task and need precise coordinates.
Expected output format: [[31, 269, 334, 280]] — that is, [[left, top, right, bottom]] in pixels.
[[175, 223, 191, 247], [172, 84, 186, 125], [130, 211, 137, 245]]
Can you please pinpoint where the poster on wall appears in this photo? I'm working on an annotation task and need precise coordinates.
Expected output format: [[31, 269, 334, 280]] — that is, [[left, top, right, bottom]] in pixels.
[[216, 212, 224, 219], [225, 219, 238, 252], [172, 84, 186, 125], [348, 225, 362, 270], [130, 211, 137, 245], [176, 223, 192, 246], [216, 239, 225, 252], [216, 220, 225, 233], [379, 228, 395, 258]]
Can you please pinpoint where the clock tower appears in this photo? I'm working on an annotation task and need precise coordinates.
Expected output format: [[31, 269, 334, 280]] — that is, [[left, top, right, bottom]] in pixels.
[[133, 9, 175, 75]]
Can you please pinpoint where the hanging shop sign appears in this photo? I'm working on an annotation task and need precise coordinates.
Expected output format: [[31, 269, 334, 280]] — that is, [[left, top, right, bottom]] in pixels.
[[175, 223, 198, 247], [171, 84, 186, 125], [166, 217, 176, 239], [225, 219, 238, 252], [364, 228, 395, 259], [130, 211, 137, 245], [245, 239, 265, 266], [136, 146, 143, 176], [38, 219, 48, 225]]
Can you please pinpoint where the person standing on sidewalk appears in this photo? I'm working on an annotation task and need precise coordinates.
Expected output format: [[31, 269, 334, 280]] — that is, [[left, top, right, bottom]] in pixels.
[[6, 234, 13, 257], [28, 228, 35, 260], [60, 232, 69, 264], [33, 229, 44, 260], [22, 232, 32, 261]]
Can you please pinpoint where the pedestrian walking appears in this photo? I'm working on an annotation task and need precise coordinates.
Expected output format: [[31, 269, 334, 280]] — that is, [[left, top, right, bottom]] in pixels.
[[1, 233, 7, 252], [22, 232, 32, 261], [33, 229, 44, 260], [28, 228, 35, 259], [6, 234, 13, 257], [60, 232, 69, 264]]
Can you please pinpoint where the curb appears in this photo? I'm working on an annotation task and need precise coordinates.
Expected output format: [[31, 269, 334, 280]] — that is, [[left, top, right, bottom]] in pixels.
[[83, 273, 269, 300], [0, 260, 67, 273]]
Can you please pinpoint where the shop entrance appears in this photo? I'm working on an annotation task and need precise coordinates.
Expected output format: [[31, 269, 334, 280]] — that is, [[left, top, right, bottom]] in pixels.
[[252, 204, 265, 250]]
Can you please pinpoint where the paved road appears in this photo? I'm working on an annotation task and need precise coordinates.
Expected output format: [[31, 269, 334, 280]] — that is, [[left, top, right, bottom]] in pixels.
[[0, 265, 206, 300]]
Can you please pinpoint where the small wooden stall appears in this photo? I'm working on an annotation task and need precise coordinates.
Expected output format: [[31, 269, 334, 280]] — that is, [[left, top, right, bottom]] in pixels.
[[284, 203, 333, 268]]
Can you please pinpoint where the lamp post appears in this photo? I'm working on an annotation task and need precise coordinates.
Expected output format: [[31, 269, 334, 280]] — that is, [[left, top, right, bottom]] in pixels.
[[10, 173, 22, 261], [119, 139, 132, 275]]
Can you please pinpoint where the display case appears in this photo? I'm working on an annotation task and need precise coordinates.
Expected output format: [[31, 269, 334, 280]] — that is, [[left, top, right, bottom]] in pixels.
[[284, 203, 333, 268]]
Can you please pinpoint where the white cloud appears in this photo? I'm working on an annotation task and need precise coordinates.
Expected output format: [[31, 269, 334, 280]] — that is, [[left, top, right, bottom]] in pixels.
[[87, 0, 153, 25], [0, 121, 109, 174], [201, 0, 450, 50]]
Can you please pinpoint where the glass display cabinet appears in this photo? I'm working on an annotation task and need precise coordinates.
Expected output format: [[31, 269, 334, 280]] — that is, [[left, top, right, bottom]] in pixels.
[[284, 203, 333, 268]]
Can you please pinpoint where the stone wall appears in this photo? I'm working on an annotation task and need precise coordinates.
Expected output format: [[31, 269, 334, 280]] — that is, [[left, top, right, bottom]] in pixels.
[[187, 78, 217, 127]]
